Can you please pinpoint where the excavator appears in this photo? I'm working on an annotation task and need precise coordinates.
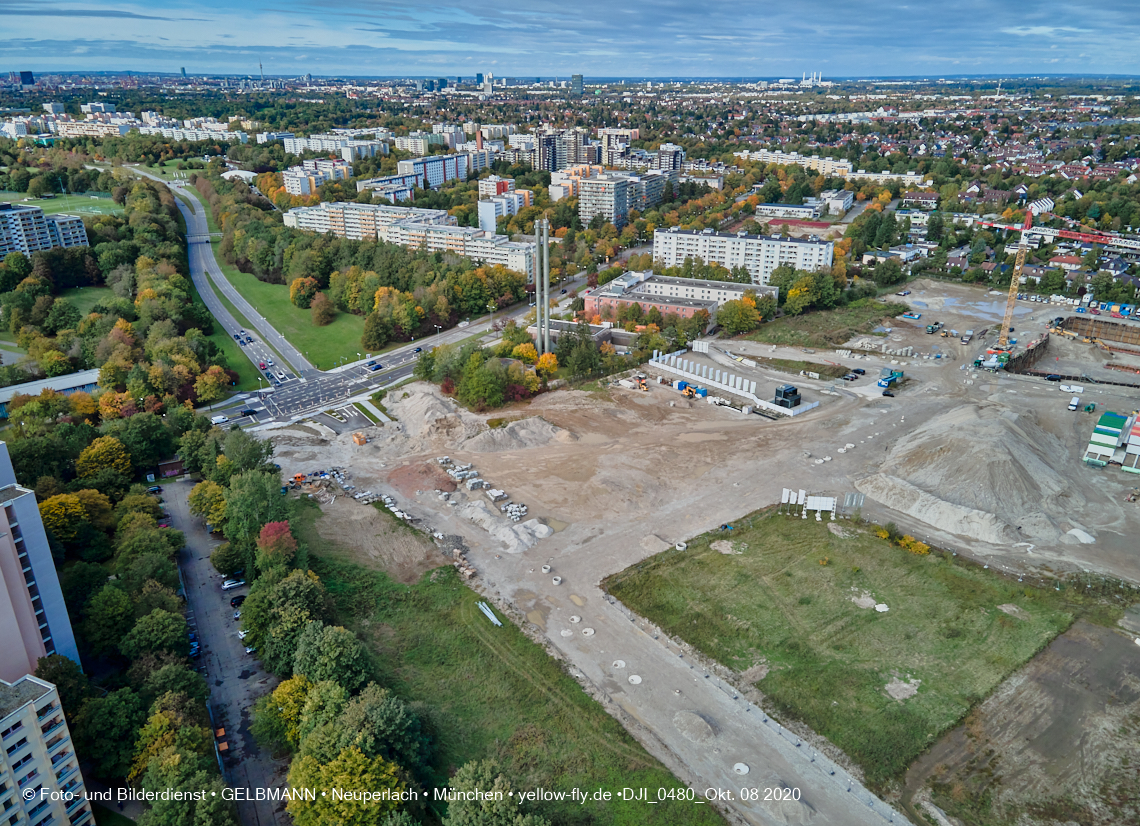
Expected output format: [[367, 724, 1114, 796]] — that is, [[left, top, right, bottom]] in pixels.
[[635, 374, 648, 391], [682, 385, 696, 399]]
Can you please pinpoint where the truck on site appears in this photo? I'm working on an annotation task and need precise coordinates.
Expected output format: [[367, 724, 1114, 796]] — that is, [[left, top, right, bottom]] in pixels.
[[925, 321, 943, 334], [960, 330, 974, 345], [1068, 396, 1081, 411]]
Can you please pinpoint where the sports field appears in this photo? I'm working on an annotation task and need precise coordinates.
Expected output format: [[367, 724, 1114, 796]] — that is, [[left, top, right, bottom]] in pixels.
[[0, 191, 123, 216]]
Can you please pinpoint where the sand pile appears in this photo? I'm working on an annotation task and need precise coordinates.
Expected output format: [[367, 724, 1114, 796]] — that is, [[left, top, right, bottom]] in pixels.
[[385, 384, 481, 448], [857, 403, 1086, 545], [463, 416, 577, 453], [458, 500, 552, 554]]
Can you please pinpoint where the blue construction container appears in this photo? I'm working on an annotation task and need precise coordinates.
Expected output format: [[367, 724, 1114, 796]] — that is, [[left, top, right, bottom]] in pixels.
[[695, 387, 708, 398]]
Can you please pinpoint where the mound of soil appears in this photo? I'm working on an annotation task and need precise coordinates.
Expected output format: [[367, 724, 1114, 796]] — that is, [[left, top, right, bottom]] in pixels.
[[857, 403, 1087, 544], [463, 417, 577, 453]]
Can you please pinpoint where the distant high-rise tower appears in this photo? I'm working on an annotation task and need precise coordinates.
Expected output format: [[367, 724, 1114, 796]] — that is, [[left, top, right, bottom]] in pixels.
[[437, 77, 447, 90], [571, 74, 583, 96], [475, 72, 484, 85], [181, 67, 187, 77], [482, 73, 493, 95], [19, 71, 34, 86]]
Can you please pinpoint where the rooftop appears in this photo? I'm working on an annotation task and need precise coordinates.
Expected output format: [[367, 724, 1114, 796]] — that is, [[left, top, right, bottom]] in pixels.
[[659, 227, 831, 246], [0, 368, 100, 406], [0, 675, 52, 719]]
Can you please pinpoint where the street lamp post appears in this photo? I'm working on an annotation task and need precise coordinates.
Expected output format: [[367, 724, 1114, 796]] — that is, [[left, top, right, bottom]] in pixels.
[[434, 324, 442, 347]]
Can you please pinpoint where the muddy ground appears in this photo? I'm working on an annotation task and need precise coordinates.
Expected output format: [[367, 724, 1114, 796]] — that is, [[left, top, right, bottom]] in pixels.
[[902, 620, 1140, 826]]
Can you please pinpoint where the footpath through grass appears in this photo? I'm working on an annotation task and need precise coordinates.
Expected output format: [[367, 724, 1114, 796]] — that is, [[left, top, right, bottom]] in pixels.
[[746, 298, 908, 349], [604, 514, 1093, 790], [296, 505, 722, 826]]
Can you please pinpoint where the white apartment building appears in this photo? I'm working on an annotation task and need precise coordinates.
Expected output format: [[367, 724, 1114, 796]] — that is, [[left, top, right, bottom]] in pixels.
[[257, 131, 295, 144], [734, 149, 854, 177], [0, 442, 81, 681], [755, 203, 823, 220], [282, 201, 455, 239], [283, 158, 353, 196], [396, 154, 470, 189], [135, 126, 248, 143], [579, 170, 678, 229], [653, 227, 834, 287], [1, 675, 92, 826], [656, 143, 685, 171], [55, 122, 131, 138], [0, 205, 89, 258], [476, 192, 532, 233], [381, 222, 536, 282], [478, 175, 515, 198], [283, 135, 386, 162]]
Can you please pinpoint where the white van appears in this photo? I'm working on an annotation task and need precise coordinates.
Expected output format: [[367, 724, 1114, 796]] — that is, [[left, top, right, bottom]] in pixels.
[[1068, 396, 1080, 411], [210, 415, 229, 425]]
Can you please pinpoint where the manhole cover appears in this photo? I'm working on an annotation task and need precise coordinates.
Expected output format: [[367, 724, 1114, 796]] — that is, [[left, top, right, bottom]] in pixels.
[[582, 628, 595, 636], [734, 763, 750, 775], [569, 615, 581, 623], [628, 675, 642, 685]]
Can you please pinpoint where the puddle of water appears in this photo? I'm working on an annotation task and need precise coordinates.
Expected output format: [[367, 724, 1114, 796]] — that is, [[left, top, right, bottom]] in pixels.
[[912, 300, 928, 308]]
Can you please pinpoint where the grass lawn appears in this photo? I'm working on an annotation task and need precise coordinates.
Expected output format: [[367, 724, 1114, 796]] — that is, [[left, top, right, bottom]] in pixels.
[[604, 514, 1092, 790], [294, 502, 723, 826], [181, 270, 262, 394], [91, 803, 135, 826], [58, 286, 113, 316], [0, 190, 123, 216], [746, 298, 909, 349]]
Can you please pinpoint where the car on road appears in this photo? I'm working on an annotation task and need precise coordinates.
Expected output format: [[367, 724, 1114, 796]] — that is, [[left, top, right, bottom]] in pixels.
[[221, 579, 245, 590], [147, 485, 163, 494], [369, 363, 384, 371], [258, 362, 266, 369], [267, 359, 274, 366], [230, 594, 247, 608], [211, 415, 229, 425], [276, 370, 286, 380], [560, 288, 568, 294], [240, 408, 258, 417], [413, 347, 422, 353], [264, 370, 274, 380], [233, 333, 241, 341], [882, 390, 895, 397], [1045, 374, 1062, 381], [896, 290, 911, 296], [245, 336, 254, 343], [365, 360, 377, 367]]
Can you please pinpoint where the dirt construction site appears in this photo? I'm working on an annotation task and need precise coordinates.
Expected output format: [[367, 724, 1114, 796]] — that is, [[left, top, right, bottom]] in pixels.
[[265, 278, 1140, 826]]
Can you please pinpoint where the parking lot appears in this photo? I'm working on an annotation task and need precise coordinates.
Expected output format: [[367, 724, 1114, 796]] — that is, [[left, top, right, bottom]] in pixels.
[[164, 479, 287, 826]]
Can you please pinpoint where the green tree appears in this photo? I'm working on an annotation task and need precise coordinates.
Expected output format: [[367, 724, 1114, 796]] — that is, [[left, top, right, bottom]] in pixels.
[[142, 664, 209, 707], [287, 747, 405, 826], [251, 675, 311, 753], [120, 609, 189, 659], [336, 683, 433, 782], [35, 654, 91, 719], [716, 297, 761, 335], [871, 257, 905, 287], [84, 585, 135, 655], [223, 471, 290, 554], [73, 688, 146, 778], [189, 480, 227, 526], [77, 435, 133, 477], [293, 622, 371, 693], [442, 760, 551, 826]]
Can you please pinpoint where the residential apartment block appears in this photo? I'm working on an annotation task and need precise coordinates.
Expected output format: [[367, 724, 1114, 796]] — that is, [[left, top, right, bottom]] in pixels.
[[283, 158, 353, 196], [478, 175, 515, 198], [583, 270, 777, 324], [396, 154, 471, 188], [380, 222, 536, 282], [0, 205, 89, 259], [653, 227, 834, 287], [282, 135, 387, 162], [579, 170, 678, 229], [0, 443, 80, 682], [755, 203, 823, 220], [1, 674, 92, 826], [656, 143, 685, 171], [477, 191, 532, 233], [282, 201, 455, 240], [734, 149, 854, 177]]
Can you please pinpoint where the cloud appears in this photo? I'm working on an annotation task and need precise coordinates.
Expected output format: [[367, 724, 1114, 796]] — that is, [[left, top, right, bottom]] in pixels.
[[1001, 26, 1091, 37], [0, 4, 209, 21]]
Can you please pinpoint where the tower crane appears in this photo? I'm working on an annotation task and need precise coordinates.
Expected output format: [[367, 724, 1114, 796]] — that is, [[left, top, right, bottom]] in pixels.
[[973, 213, 1135, 353]]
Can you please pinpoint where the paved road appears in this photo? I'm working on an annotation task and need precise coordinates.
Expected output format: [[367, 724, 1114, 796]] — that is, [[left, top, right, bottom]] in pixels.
[[165, 479, 286, 826]]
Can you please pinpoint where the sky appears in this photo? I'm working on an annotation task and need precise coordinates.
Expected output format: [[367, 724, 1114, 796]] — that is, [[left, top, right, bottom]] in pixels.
[[2, 0, 1138, 79]]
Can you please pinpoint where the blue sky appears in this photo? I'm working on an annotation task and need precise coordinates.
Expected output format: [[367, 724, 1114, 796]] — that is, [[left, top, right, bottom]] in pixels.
[[1, 1, 1137, 78]]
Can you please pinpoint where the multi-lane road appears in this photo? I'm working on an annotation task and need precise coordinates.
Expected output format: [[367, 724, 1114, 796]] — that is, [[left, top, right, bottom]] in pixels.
[[127, 166, 551, 424]]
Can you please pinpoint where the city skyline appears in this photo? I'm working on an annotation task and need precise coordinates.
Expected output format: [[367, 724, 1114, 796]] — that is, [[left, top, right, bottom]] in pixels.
[[2, 0, 1139, 77]]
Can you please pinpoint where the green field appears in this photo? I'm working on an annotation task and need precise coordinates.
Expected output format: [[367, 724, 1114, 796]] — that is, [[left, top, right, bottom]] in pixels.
[[181, 270, 262, 393], [294, 502, 723, 826], [747, 298, 908, 349], [0, 190, 123, 216], [58, 286, 113, 316], [604, 514, 1080, 789]]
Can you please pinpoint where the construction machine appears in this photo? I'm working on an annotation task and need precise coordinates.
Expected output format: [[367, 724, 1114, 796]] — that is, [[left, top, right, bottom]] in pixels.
[[635, 374, 648, 391], [682, 386, 696, 399]]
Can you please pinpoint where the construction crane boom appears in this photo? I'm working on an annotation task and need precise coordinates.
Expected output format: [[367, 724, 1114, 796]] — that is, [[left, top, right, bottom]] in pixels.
[[975, 219, 1140, 251], [997, 212, 1034, 350]]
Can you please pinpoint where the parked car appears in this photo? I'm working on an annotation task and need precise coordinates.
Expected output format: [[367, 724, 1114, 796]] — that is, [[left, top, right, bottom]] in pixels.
[[852, 368, 866, 375], [365, 360, 377, 367], [896, 290, 911, 296], [239, 408, 257, 417], [158, 522, 170, 529], [1045, 374, 1062, 381], [188, 631, 198, 644], [210, 415, 228, 425], [147, 485, 163, 494], [1090, 308, 1101, 315], [882, 390, 895, 397], [221, 579, 245, 590], [189, 647, 200, 659], [230, 594, 247, 608], [841, 374, 858, 381], [369, 363, 383, 371]]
